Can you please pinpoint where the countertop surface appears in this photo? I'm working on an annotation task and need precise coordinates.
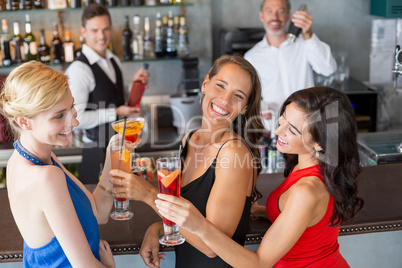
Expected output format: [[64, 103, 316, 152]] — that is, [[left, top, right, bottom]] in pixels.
[[1, 163, 402, 262]]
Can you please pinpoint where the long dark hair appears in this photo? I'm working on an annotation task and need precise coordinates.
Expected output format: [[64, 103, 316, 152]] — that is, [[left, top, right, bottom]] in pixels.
[[279, 87, 364, 225]]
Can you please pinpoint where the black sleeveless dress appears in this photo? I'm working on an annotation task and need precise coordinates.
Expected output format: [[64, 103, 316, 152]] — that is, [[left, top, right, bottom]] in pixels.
[[175, 130, 255, 268]]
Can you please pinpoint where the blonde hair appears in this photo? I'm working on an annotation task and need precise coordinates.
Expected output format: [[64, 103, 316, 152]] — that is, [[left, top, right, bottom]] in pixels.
[[0, 61, 69, 139]]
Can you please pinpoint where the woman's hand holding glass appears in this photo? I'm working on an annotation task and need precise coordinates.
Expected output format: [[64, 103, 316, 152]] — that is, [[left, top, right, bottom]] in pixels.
[[109, 169, 157, 204], [155, 194, 205, 235]]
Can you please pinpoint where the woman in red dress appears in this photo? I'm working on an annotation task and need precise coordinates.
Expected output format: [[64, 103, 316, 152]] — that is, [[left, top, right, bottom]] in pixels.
[[156, 87, 364, 267]]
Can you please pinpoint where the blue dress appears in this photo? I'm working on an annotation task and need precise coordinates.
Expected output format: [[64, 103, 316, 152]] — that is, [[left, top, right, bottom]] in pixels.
[[13, 140, 100, 268]]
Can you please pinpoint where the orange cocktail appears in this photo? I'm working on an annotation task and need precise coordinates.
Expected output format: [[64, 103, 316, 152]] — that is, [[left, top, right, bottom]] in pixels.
[[109, 138, 134, 220], [110, 148, 132, 202], [111, 116, 145, 143]]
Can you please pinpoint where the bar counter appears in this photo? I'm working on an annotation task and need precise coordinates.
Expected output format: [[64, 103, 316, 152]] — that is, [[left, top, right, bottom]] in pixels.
[[1, 163, 402, 262]]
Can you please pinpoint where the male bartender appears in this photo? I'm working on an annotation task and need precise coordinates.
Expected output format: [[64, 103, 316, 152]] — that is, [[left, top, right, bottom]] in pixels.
[[66, 3, 149, 184]]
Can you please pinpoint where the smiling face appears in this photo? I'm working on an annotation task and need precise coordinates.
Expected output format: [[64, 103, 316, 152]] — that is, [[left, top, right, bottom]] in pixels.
[[28, 90, 79, 147], [259, 0, 290, 37], [81, 15, 112, 58], [201, 62, 251, 129], [275, 102, 320, 163]]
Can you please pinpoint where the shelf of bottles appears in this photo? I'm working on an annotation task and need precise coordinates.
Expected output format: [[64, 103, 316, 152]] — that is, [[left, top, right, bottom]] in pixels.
[[0, 1, 193, 69], [0, 0, 193, 13]]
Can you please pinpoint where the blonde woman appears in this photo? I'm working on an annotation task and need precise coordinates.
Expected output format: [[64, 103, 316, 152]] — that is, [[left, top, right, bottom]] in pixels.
[[0, 61, 116, 267]]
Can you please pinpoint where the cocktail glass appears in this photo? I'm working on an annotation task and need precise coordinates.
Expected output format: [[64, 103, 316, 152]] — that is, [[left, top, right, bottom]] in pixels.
[[109, 138, 134, 220], [156, 156, 185, 246], [111, 116, 146, 173], [111, 116, 145, 145]]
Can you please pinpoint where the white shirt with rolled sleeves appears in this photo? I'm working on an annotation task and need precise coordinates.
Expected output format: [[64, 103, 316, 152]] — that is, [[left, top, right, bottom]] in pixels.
[[65, 44, 127, 132], [245, 33, 337, 129]]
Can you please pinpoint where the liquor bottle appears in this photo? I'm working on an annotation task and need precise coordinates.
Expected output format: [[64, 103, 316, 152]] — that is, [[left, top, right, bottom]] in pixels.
[[173, 15, 180, 41], [24, 14, 39, 61], [1, 19, 12, 66], [21, 0, 33, 9], [154, 12, 166, 58], [51, 22, 63, 64], [37, 28, 51, 64], [128, 63, 149, 107], [177, 16, 190, 57], [107, 0, 116, 7], [287, 4, 307, 43], [143, 16, 154, 58], [33, 0, 45, 8], [63, 31, 75, 63], [12, 22, 24, 65], [132, 14, 143, 59], [132, 0, 142, 5], [267, 116, 278, 173], [0, 0, 7, 10], [122, 16, 133, 61], [119, 0, 129, 6], [74, 35, 84, 58], [70, 0, 81, 8], [165, 13, 177, 57], [10, 0, 20, 10]]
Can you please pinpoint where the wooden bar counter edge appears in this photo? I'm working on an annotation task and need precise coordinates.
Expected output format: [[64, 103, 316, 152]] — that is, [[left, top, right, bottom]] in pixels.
[[1, 163, 402, 262]]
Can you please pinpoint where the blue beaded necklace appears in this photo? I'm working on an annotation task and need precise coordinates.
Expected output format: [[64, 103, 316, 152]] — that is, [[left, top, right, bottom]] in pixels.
[[13, 139, 47, 166]]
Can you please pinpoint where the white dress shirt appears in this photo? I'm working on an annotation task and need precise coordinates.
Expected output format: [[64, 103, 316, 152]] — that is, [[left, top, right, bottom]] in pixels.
[[245, 33, 337, 129], [65, 44, 126, 131]]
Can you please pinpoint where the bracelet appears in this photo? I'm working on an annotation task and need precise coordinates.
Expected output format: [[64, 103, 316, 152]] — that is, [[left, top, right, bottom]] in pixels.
[[98, 183, 112, 195]]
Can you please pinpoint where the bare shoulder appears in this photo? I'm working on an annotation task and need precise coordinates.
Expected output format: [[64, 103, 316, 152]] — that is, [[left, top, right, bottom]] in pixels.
[[288, 176, 328, 204], [8, 153, 67, 198], [217, 136, 252, 160]]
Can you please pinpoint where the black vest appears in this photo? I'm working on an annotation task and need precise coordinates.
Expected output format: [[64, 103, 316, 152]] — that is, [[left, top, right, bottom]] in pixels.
[[75, 53, 124, 147]]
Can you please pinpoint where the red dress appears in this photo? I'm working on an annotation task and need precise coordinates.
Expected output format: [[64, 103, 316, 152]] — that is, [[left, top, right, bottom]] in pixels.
[[266, 165, 349, 268]]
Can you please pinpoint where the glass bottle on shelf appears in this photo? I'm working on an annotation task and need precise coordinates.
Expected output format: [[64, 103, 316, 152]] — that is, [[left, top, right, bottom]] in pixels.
[[33, 0, 45, 9], [267, 116, 278, 173], [63, 30, 75, 63], [144, 0, 155, 5], [122, 15, 133, 61], [12, 22, 24, 65], [0, 0, 7, 10], [143, 16, 154, 58], [119, 0, 129, 6], [21, 0, 33, 9], [10, 0, 20, 10], [107, 0, 116, 7], [74, 35, 84, 58], [38, 29, 51, 64], [165, 12, 177, 57], [154, 12, 166, 58], [1, 19, 12, 67], [162, 14, 168, 43], [132, 0, 142, 5], [51, 22, 63, 64], [177, 16, 190, 58], [173, 0, 185, 3], [132, 14, 143, 60], [70, 0, 81, 8], [24, 14, 39, 61], [173, 15, 180, 41]]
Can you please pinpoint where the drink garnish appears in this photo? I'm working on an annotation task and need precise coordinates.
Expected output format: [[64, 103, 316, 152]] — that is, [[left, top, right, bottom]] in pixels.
[[158, 169, 180, 188]]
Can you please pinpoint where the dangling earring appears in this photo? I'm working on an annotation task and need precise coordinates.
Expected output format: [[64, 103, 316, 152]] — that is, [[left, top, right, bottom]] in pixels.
[[315, 150, 319, 158]]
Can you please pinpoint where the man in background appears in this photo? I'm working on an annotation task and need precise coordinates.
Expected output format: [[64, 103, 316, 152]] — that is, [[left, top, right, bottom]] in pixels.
[[245, 0, 337, 130], [66, 4, 149, 184]]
